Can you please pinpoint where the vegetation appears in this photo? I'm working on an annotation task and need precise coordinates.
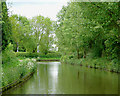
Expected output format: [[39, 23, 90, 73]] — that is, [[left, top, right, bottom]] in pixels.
[[15, 52, 61, 58], [1, 1, 60, 88], [30, 16, 54, 54], [55, 2, 120, 72], [61, 58, 119, 72], [9, 15, 54, 54], [1, 43, 37, 88], [1, 0, 120, 91], [1, 2, 12, 51], [1, 1, 37, 89], [2, 58, 37, 88], [36, 57, 60, 61]]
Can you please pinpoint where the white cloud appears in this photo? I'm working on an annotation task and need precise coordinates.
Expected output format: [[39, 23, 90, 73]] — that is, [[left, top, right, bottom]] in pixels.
[[7, 0, 69, 21]]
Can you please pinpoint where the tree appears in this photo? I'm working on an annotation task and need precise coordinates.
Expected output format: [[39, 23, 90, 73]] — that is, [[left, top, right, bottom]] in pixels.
[[55, 3, 90, 59], [10, 15, 36, 52], [2, 1, 12, 50], [30, 15, 53, 54], [55, 1, 119, 62]]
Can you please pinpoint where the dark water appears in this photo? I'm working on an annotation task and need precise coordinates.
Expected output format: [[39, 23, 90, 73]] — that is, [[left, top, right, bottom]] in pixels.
[[3, 62, 118, 94]]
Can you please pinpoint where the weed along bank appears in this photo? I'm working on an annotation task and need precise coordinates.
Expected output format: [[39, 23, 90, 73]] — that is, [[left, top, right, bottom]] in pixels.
[[1, 58, 37, 94]]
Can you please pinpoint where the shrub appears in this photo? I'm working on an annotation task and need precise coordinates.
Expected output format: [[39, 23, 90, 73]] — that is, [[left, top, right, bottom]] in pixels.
[[46, 52, 61, 58], [15, 52, 39, 58], [15, 52, 61, 58], [60, 55, 69, 63], [2, 43, 18, 65]]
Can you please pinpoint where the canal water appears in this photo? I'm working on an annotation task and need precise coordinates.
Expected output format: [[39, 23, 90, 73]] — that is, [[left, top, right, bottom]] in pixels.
[[3, 62, 118, 94]]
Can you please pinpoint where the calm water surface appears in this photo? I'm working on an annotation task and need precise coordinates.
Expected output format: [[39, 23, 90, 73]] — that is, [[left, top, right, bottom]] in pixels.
[[3, 62, 118, 94]]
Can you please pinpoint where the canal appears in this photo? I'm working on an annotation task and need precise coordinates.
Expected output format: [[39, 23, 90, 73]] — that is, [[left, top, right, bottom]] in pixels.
[[3, 62, 118, 94]]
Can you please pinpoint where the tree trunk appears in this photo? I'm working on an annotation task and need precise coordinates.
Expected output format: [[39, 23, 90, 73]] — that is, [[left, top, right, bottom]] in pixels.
[[17, 42, 19, 52], [33, 47, 37, 53], [77, 49, 80, 59], [83, 50, 86, 58]]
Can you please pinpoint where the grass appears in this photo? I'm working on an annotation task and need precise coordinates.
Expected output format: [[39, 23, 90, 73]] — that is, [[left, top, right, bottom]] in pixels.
[[1, 44, 38, 89], [61, 58, 120, 73], [36, 57, 60, 61], [1, 58, 37, 88]]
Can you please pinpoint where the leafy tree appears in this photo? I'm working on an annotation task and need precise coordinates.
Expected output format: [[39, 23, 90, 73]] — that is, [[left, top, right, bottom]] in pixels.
[[55, 2, 119, 62], [30, 15, 53, 54], [2, 1, 12, 50], [9, 15, 36, 52], [55, 3, 89, 59], [78, 2, 119, 58]]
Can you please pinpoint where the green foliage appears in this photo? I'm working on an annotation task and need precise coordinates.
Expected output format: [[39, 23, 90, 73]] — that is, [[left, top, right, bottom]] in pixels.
[[46, 52, 61, 58], [15, 52, 40, 58], [55, 2, 119, 70], [9, 14, 54, 53], [64, 58, 120, 73], [2, 45, 37, 88], [2, 2, 12, 50], [1, 1, 39, 89], [30, 15, 54, 54], [9, 15, 37, 52], [2, 58, 37, 87], [36, 57, 60, 61], [15, 52, 61, 58], [3, 1, 54, 54], [2, 43, 18, 65]]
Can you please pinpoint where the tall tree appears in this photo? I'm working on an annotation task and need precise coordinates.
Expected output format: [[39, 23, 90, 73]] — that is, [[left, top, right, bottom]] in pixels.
[[9, 15, 36, 52], [2, 1, 12, 50], [55, 2, 119, 61], [30, 15, 53, 54]]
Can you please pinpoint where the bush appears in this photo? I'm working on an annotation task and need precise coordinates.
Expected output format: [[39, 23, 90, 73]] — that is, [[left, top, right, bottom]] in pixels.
[[60, 55, 69, 63], [15, 52, 61, 58], [2, 43, 18, 65], [15, 52, 39, 58], [46, 52, 61, 58]]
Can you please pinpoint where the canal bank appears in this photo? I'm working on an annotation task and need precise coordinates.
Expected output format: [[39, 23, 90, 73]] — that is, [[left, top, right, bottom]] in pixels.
[[1, 58, 37, 95], [0, 71, 35, 95], [61, 58, 120, 74]]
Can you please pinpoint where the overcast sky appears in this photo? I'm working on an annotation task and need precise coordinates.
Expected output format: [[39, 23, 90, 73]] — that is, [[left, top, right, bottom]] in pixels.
[[7, 0, 69, 21]]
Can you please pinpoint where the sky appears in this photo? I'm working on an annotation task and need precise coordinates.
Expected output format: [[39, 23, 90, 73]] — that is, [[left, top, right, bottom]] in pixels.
[[6, 0, 118, 21], [6, 0, 69, 21]]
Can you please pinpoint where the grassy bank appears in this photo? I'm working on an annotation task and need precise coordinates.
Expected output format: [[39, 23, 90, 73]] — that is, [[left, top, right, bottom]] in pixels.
[[1, 58, 37, 88], [2, 44, 37, 89], [36, 57, 60, 61], [61, 58, 120, 73]]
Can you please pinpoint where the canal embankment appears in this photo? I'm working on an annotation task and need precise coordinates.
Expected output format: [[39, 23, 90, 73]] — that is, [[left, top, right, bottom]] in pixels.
[[61, 57, 120, 73], [1, 58, 37, 94]]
